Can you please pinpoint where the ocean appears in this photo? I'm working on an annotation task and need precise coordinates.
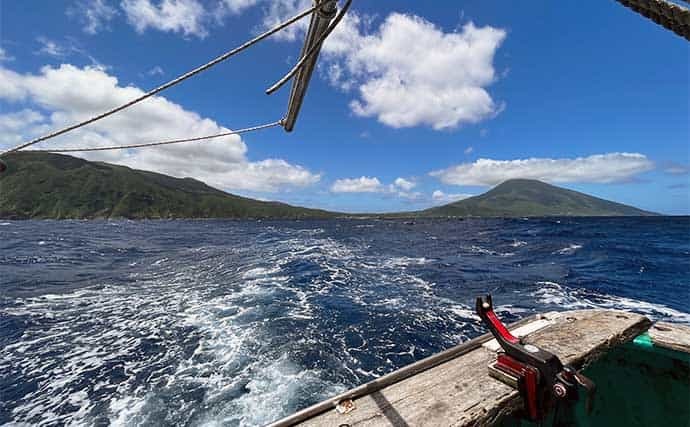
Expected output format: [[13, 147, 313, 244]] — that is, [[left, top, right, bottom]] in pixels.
[[1, 217, 689, 426]]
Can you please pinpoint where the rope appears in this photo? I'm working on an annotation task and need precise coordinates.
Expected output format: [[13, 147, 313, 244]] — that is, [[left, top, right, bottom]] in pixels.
[[0, 3, 317, 157], [266, 0, 353, 95], [23, 120, 282, 153], [616, 0, 690, 41]]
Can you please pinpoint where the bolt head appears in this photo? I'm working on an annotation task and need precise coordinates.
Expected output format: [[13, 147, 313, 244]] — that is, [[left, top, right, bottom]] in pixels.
[[553, 383, 568, 398]]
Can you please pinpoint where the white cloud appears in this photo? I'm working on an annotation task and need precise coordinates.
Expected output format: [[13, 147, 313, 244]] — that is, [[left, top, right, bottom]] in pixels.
[[36, 37, 69, 58], [69, 0, 118, 34], [0, 64, 320, 192], [390, 177, 421, 200], [215, 3, 506, 130], [0, 109, 46, 146], [662, 162, 689, 175], [121, 0, 211, 38], [430, 153, 655, 186], [147, 65, 165, 76], [331, 176, 383, 193], [322, 13, 506, 130], [393, 177, 415, 191], [432, 190, 473, 204], [0, 47, 13, 62], [257, 0, 311, 41], [34, 37, 103, 67], [115, 0, 311, 39], [220, 0, 261, 15], [464, 146, 474, 155], [331, 175, 424, 201], [109, 1, 505, 131], [396, 190, 423, 202]]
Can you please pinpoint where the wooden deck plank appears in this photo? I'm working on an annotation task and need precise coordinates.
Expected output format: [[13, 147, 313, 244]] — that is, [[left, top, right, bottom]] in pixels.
[[648, 321, 690, 353], [293, 310, 650, 427]]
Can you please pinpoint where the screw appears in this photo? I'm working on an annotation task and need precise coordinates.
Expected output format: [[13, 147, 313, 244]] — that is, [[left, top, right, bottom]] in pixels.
[[553, 383, 568, 398]]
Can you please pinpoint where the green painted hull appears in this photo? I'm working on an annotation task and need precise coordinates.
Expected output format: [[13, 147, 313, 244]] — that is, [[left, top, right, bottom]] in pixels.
[[501, 333, 690, 427]]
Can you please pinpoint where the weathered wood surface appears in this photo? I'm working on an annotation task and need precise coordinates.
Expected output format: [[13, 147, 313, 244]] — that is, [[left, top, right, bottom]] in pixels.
[[295, 310, 651, 427], [649, 321, 690, 353]]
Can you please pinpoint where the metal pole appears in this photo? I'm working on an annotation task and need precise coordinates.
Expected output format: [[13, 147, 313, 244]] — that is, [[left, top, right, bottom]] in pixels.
[[282, 0, 338, 132]]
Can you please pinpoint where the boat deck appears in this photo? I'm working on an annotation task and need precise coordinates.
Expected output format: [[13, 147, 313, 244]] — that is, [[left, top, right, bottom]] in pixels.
[[269, 310, 654, 427]]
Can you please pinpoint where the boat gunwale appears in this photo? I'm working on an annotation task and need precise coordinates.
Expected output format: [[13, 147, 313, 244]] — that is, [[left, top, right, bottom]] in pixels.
[[266, 313, 543, 427]]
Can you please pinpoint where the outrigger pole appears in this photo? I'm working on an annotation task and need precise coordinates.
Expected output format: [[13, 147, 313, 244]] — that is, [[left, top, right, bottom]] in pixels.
[[0, 0, 350, 168], [616, 0, 690, 41], [270, 0, 345, 132]]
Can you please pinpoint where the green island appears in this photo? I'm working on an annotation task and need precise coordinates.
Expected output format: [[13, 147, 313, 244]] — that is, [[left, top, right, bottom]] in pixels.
[[0, 152, 656, 219]]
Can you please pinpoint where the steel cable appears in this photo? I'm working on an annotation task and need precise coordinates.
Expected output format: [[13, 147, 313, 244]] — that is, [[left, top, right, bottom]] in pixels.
[[0, 4, 317, 157], [23, 120, 282, 153], [266, 0, 353, 95]]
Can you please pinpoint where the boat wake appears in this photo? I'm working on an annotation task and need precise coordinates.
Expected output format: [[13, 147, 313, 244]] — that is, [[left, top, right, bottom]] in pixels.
[[1, 218, 688, 425]]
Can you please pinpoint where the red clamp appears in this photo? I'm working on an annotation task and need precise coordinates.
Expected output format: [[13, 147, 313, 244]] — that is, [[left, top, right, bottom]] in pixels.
[[476, 295, 596, 421]]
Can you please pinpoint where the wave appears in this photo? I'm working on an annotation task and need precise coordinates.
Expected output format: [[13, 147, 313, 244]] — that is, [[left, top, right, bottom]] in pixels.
[[469, 245, 514, 257], [533, 281, 690, 324], [554, 244, 582, 255], [2, 218, 688, 426]]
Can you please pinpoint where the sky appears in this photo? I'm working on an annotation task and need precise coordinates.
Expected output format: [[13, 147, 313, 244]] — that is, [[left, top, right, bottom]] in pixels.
[[0, 0, 688, 214]]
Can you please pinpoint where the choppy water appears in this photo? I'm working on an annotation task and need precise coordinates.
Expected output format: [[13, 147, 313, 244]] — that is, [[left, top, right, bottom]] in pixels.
[[1, 218, 689, 426]]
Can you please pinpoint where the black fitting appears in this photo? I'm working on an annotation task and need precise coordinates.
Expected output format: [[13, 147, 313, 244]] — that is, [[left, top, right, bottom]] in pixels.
[[317, 0, 338, 19]]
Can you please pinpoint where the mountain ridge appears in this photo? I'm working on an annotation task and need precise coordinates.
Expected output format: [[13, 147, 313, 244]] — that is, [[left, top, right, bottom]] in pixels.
[[0, 152, 658, 219], [421, 178, 657, 217], [0, 152, 334, 219]]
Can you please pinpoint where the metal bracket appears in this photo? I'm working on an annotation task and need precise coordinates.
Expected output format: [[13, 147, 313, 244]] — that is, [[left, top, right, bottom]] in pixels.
[[476, 294, 596, 421]]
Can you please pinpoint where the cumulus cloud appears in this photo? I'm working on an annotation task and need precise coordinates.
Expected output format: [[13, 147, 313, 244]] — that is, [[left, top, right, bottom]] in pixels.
[[430, 153, 655, 186], [0, 64, 320, 192], [389, 177, 421, 200], [116, 0, 311, 39], [393, 177, 415, 191], [331, 176, 383, 193], [121, 0, 211, 38], [330, 176, 423, 201], [81, 1, 505, 131], [69, 0, 118, 34], [213, 2, 507, 130], [321, 12, 506, 130], [0, 109, 46, 146], [431, 190, 473, 204]]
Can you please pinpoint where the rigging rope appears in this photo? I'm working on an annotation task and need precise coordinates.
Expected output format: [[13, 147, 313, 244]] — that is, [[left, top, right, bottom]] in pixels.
[[0, 3, 318, 157], [24, 120, 282, 153], [616, 0, 690, 40], [266, 0, 353, 95]]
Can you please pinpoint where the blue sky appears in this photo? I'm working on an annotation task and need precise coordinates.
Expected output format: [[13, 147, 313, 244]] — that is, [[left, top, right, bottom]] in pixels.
[[0, 0, 688, 214]]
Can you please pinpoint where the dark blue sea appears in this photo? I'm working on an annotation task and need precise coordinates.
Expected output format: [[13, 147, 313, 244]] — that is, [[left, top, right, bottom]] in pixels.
[[1, 218, 689, 426]]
